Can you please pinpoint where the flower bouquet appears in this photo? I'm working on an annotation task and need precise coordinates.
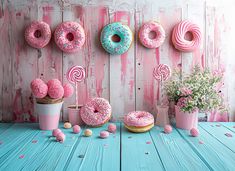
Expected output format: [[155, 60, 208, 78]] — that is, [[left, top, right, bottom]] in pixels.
[[30, 78, 74, 130], [164, 65, 226, 129]]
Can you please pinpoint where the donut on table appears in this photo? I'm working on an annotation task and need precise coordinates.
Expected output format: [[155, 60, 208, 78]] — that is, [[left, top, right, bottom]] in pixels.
[[80, 98, 111, 127], [172, 20, 201, 52], [25, 21, 51, 49], [100, 22, 133, 55], [139, 21, 165, 48], [54, 21, 85, 53], [124, 111, 154, 133]]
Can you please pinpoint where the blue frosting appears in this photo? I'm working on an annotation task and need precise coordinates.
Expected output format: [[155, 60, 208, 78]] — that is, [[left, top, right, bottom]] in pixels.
[[100, 22, 133, 55]]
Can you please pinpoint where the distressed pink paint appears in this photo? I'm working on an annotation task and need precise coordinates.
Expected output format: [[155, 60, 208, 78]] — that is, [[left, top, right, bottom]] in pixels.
[[42, 6, 53, 24]]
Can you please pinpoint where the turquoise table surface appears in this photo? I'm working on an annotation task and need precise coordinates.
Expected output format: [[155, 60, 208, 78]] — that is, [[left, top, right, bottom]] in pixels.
[[0, 122, 235, 171]]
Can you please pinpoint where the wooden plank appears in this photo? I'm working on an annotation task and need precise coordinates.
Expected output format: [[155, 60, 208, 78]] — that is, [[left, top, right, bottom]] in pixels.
[[199, 122, 235, 153], [0, 123, 14, 134], [177, 124, 235, 170], [150, 126, 210, 171], [64, 123, 120, 171], [121, 124, 165, 171], [109, 7, 135, 120]]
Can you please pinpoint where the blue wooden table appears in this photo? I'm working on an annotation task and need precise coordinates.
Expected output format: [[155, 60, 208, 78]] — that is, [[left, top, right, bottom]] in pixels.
[[0, 122, 235, 171]]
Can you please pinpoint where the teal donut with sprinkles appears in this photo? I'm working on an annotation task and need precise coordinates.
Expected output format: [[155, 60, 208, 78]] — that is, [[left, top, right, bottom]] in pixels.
[[100, 22, 133, 55]]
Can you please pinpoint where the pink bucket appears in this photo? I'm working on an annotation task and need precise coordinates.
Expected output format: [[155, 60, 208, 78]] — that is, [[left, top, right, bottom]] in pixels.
[[175, 105, 198, 130], [68, 105, 83, 126], [36, 102, 63, 130]]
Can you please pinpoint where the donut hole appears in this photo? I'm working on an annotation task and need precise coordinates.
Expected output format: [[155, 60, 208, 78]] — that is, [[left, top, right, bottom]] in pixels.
[[184, 31, 193, 41], [112, 34, 121, 42], [34, 30, 42, 38], [148, 31, 157, 39], [66, 33, 74, 41]]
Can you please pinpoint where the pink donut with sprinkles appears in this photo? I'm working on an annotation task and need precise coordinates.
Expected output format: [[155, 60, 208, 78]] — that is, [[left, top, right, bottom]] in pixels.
[[172, 20, 201, 52], [54, 21, 85, 53], [139, 21, 165, 48], [25, 21, 51, 49], [80, 98, 111, 127], [124, 111, 154, 133]]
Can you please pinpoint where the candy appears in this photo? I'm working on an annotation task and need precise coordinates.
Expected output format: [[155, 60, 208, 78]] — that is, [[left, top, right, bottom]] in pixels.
[[64, 122, 72, 129], [73, 125, 81, 134], [153, 64, 171, 81], [100, 131, 109, 139], [52, 129, 62, 137], [108, 123, 117, 133], [84, 129, 92, 137], [164, 125, 172, 134], [47, 79, 61, 87], [30, 79, 48, 98], [190, 128, 199, 137], [48, 84, 64, 99], [56, 132, 66, 143], [67, 66, 85, 84], [63, 83, 74, 98]]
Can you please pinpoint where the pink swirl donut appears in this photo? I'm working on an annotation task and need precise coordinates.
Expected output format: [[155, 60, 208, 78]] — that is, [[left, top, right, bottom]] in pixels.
[[54, 21, 85, 53], [124, 111, 154, 127], [80, 98, 111, 127], [139, 21, 165, 48], [172, 20, 201, 52], [25, 21, 51, 49]]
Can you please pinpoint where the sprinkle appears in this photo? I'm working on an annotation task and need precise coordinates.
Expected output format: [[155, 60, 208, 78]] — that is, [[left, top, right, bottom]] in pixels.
[[216, 124, 221, 127], [146, 141, 152, 144], [128, 136, 132, 139], [210, 125, 214, 127], [19, 155, 25, 159], [145, 152, 149, 155], [32, 140, 38, 144], [199, 140, 204, 144], [233, 126, 235, 128], [78, 155, 85, 158], [225, 133, 233, 137]]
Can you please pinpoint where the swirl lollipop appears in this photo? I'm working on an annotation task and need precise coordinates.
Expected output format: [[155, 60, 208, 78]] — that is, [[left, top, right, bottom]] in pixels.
[[153, 64, 171, 105], [66, 66, 86, 108]]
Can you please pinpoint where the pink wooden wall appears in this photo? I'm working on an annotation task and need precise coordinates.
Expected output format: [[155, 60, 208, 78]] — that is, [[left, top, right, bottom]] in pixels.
[[0, 0, 235, 122]]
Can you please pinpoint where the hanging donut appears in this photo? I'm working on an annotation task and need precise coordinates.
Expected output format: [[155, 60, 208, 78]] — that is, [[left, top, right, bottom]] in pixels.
[[54, 21, 85, 53], [139, 21, 165, 48], [25, 21, 51, 49], [172, 20, 201, 52], [100, 22, 133, 55]]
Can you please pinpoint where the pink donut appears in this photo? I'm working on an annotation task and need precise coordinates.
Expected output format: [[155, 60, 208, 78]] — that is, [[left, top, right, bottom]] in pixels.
[[172, 20, 201, 52], [25, 21, 51, 49], [80, 98, 111, 127], [124, 111, 154, 127], [139, 21, 165, 48], [54, 21, 85, 53]]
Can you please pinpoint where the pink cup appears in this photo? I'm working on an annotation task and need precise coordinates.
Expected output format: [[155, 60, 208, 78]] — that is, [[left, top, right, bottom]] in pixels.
[[175, 105, 198, 130], [68, 105, 83, 126], [36, 102, 63, 130]]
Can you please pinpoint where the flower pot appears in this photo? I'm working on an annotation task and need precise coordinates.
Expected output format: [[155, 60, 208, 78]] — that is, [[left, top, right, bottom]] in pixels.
[[175, 105, 198, 130], [155, 105, 169, 127], [36, 102, 63, 130], [68, 105, 83, 126]]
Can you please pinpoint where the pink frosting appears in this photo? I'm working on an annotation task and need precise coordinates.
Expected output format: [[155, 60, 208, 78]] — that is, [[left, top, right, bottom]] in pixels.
[[100, 131, 109, 139], [25, 21, 51, 49], [172, 20, 201, 52], [80, 98, 111, 126], [48, 84, 64, 99], [108, 123, 117, 133], [47, 79, 61, 87], [139, 21, 165, 48], [54, 21, 85, 53], [63, 83, 74, 98], [31, 79, 48, 98], [124, 111, 154, 127]]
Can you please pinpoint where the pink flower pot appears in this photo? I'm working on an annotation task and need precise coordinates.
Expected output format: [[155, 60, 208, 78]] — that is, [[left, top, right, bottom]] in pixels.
[[175, 105, 198, 130], [36, 102, 63, 130], [68, 105, 83, 126], [155, 105, 169, 127]]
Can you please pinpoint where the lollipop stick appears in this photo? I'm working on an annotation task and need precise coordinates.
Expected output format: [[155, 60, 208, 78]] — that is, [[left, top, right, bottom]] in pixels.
[[75, 82, 78, 109]]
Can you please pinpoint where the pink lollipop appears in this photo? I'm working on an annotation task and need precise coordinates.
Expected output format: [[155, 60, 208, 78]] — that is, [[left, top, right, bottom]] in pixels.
[[67, 66, 85, 84], [153, 64, 171, 81]]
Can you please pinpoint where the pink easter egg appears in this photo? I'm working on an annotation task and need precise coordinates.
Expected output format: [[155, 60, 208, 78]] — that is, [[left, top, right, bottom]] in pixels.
[[63, 83, 74, 98], [73, 125, 81, 134], [56, 132, 66, 143], [164, 124, 172, 134], [190, 128, 199, 137], [108, 123, 117, 133], [52, 129, 62, 137], [100, 131, 109, 139]]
